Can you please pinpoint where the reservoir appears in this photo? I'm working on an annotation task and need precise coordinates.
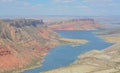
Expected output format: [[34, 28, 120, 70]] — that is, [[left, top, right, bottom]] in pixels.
[[22, 30, 113, 73]]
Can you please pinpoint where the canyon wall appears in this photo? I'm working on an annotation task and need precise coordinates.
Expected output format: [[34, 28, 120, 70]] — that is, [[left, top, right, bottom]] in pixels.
[[48, 19, 104, 30], [0, 19, 59, 73]]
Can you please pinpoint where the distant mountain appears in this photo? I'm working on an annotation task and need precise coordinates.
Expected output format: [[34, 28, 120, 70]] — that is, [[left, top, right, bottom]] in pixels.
[[2, 19, 44, 27], [48, 18, 105, 30]]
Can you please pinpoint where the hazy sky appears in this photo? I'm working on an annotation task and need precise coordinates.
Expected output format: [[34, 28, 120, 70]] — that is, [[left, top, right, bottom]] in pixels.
[[0, 0, 120, 17]]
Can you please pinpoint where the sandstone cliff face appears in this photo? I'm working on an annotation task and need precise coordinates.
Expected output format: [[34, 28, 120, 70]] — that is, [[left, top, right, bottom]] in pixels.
[[49, 19, 103, 30], [4, 19, 44, 27], [0, 19, 59, 73]]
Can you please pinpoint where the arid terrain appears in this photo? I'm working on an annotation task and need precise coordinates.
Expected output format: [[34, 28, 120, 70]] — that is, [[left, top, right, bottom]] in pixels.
[[0, 18, 119, 73], [0, 19, 60, 73], [0, 0, 119, 73], [42, 27, 120, 73], [0, 18, 98, 73]]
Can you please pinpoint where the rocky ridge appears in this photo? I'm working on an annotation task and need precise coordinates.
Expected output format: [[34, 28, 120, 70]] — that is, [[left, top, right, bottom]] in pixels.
[[48, 18, 104, 30], [0, 19, 59, 73]]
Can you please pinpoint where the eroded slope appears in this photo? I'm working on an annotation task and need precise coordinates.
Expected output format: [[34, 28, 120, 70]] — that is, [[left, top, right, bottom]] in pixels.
[[0, 19, 59, 73]]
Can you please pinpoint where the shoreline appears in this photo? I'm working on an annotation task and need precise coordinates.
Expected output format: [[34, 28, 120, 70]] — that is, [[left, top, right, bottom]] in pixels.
[[58, 38, 88, 44], [19, 31, 106, 73], [10, 57, 44, 73], [19, 37, 88, 73], [12, 30, 107, 73], [7, 43, 59, 73], [41, 32, 120, 73]]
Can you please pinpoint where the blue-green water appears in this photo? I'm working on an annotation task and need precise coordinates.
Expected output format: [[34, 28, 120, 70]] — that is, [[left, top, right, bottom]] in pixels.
[[22, 30, 113, 73]]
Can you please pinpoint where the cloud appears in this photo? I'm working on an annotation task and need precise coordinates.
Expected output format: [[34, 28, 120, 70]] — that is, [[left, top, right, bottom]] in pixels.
[[0, 0, 15, 2], [53, 0, 75, 3], [83, 0, 113, 3], [83, 0, 114, 5], [76, 5, 89, 9], [81, 0, 120, 16]]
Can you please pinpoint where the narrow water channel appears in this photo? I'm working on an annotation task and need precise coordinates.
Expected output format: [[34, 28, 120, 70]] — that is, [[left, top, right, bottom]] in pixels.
[[22, 30, 113, 73]]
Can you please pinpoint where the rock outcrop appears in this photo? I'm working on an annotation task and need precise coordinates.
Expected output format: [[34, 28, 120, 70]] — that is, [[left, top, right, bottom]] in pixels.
[[8, 19, 44, 27], [0, 19, 59, 73]]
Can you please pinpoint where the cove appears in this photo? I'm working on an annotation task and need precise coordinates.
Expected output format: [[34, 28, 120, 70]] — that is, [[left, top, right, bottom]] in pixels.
[[22, 30, 113, 73]]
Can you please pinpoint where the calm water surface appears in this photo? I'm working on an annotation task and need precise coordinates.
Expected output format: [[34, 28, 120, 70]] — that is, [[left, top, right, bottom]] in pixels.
[[22, 30, 113, 73]]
